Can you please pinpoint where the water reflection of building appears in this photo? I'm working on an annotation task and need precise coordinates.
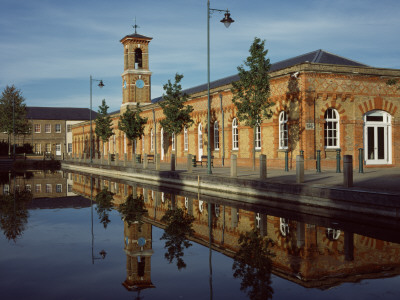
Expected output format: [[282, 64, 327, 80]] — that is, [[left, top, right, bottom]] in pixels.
[[71, 173, 400, 289], [0, 170, 74, 198], [122, 219, 155, 291]]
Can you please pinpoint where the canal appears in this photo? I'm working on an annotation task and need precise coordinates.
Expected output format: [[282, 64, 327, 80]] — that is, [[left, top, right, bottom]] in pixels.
[[1, 169, 400, 299]]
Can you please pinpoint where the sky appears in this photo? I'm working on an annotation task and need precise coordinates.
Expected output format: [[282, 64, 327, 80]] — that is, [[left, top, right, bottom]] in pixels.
[[1, 0, 399, 112]]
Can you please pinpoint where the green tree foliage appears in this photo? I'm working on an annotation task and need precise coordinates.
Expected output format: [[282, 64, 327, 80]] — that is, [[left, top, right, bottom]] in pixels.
[[232, 230, 275, 300], [231, 38, 273, 126], [118, 104, 148, 154], [0, 85, 31, 153], [387, 79, 400, 90], [95, 187, 114, 229], [95, 99, 114, 144], [231, 37, 273, 169], [159, 73, 194, 136], [160, 208, 195, 270], [118, 194, 148, 228], [0, 188, 33, 242]]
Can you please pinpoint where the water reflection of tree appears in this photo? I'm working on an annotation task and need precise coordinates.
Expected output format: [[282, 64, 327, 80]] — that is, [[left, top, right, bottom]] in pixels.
[[95, 187, 114, 229], [160, 208, 195, 270], [232, 230, 275, 300], [118, 194, 148, 229], [0, 189, 32, 242]]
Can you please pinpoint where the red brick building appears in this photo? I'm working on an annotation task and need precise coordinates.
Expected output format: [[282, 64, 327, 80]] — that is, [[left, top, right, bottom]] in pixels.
[[73, 30, 400, 169]]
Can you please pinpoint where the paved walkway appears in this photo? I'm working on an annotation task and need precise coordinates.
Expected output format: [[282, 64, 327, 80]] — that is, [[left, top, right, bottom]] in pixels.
[[143, 162, 400, 195]]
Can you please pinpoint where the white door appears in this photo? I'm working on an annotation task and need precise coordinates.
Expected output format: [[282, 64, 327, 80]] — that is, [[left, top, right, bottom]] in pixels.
[[198, 123, 203, 158], [56, 144, 61, 156], [364, 110, 391, 165], [161, 127, 164, 161]]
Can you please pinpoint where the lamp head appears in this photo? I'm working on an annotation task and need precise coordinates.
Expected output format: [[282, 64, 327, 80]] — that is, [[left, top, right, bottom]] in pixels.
[[220, 11, 234, 28], [98, 80, 105, 88]]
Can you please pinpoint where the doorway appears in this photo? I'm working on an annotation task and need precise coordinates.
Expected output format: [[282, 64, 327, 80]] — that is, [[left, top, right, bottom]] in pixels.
[[198, 123, 203, 158], [364, 110, 391, 165]]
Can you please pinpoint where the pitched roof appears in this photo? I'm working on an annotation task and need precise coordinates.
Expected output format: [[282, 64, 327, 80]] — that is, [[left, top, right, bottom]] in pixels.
[[120, 33, 153, 42], [26, 107, 97, 121], [152, 49, 368, 103]]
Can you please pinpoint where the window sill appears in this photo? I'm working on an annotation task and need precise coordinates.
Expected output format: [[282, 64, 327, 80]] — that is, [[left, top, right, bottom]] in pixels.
[[278, 148, 289, 152], [324, 148, 341, 152]]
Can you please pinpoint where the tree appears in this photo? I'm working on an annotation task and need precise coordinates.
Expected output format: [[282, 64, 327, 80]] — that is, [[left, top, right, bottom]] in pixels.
[[231, 37, 274, 169], [0, 85, 30, 155], [232, 230, 275, 300], [94, 99, 113, 156], [160, 208, 195, 270], [118, 194, 148, 229], [95, 187, 114, 229], [159, 73, 194, 159], [118, 104, 148, 158]]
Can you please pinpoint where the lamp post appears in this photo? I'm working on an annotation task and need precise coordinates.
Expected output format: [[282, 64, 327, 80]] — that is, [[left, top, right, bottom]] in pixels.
[[207, 0, 234, 174], [90, 75, 104, 163]]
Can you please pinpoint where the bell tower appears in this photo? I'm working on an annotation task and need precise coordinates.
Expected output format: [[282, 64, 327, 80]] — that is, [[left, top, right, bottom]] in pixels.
[[120, 26, 152, 113]]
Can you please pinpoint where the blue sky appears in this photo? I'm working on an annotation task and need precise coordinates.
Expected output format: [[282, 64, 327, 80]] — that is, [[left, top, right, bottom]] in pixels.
[[1, 0, 399, 112]]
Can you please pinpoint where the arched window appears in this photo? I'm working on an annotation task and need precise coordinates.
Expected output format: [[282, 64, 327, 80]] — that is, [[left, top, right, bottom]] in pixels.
[[279, 111, 288, 149], [124, 133, 127, 154], [214, 121, 219, 150], [172, 132, 175, 151], [324, 108, 339, 148], [150, 128, 154, 151], [134, 48, 142, 69], [255, 125, 261, 150], [184, 126, 188, 151], [326, 228, 341, 241], [199, 200, 204, 213], [279, 218, 290, 237], [232, 118, 238, 150]]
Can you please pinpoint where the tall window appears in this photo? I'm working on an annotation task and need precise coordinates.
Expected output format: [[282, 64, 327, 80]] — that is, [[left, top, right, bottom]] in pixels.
[[324, 108, 339, 148], [142, 134, 145, 153], [46, 184, 52, 193], [255, 125, 261, 149], [124, 133, 127, 154], [45, 143, 51, 153], [55, 124, 61, 133], [68, 143, 72, 153], [214, 121, 219, 150], [232, 118, 238, 150], [34, 124, 41, 133], [56, 184, 62, 193], [45, 124, 51, 133], [184, 126, 188, 151], [279, 111, 288, 149], [172, 132, 175, 151], [67, 124, 72, 132], [151, 129, 154, 151]]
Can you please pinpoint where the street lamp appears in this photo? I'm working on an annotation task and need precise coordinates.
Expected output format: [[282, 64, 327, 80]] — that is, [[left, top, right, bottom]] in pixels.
[[90, 75, 105, 163], [207, 0, 234, 174]]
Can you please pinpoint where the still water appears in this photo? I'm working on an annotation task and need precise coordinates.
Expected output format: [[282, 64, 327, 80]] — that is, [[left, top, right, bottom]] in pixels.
[[1, 170, 400, 300]]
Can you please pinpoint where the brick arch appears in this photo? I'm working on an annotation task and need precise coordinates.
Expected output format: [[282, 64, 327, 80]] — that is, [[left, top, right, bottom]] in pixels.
[[319, 102, 345, 120], [273, 102, 290, 121], [358, 96, 398, 116]]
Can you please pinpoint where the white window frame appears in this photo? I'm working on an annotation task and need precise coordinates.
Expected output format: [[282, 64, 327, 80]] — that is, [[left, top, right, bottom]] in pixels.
[[45, 143, 51, 153], [142, 134, 145, 153], [124, 133, 127, 154], [67, 143, 72, 153], [324, 108, 340, 149], [232, 118, 238, 150], [35, 184, 41, 193], [172, 132, 175, 151], [34, 124, 41, 133], [67, 124, 72, 132], [184, 126, 188, 151], [151, 129, 154, 151], [55, 124, 61, 133], [45, 124, 51, 133], [279, 111, 288, 149], [214, 121, 219, 150], [46, 184, 52, 193], [255, 125, 261, 150]]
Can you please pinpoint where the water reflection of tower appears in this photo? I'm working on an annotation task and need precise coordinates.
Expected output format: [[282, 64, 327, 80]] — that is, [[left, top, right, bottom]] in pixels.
[[122, 219, 155, 293]]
